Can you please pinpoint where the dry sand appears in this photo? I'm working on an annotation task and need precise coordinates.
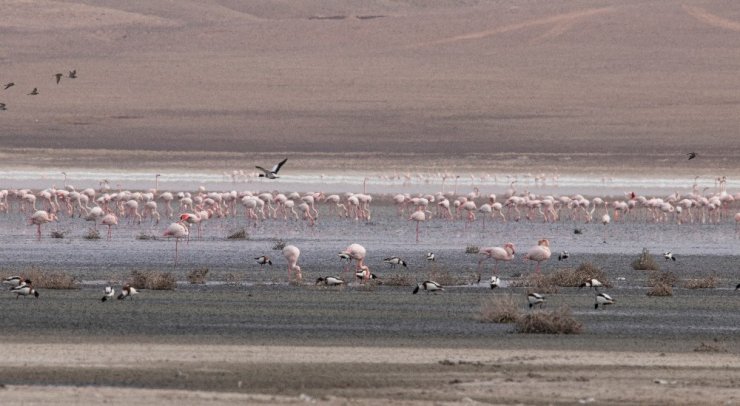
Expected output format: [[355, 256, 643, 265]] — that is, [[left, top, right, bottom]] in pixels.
[[2, 344, 739, 405]]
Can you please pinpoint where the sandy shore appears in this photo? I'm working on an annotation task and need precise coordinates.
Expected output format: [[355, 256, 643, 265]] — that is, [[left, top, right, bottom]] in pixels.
[[2, 344, 739, 405]]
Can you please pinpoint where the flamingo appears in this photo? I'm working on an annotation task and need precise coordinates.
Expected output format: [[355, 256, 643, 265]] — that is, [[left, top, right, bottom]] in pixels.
[[30, 210, 57, 241], [340, 243, 369, 280], [409, 209, 425, 243], [101, 213, 118, 240], [601, 213, 611, 243], [163, 221, 189, 267], [282, 244, 302, 282], [478, 243, 516, 276], [524, 239, 551, 274]]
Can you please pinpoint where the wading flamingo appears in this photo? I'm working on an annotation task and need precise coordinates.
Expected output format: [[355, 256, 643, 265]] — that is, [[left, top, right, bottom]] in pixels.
[[409, 209, 425, 243], [478, 243, 516, 276], [282, 244, 302, 282], [164, 221, 189, 268], [524, 239, 551, 274], [30, 210, 57, 241], [101, 213, 118, 240]]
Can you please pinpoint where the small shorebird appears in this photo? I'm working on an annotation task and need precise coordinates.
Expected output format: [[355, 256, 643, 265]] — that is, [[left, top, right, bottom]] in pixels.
[[594, 293, 615, 309], [3, 82, 13, 90], [528, 292, 545, 309], [255, 255, 272, 266], [338, 252, 351, 262], [663, 252, 676, 261], [490, 276, 501, 289], [383, 256, 407, 268], [27, 87, 38, 95], [413, 280, 443, 294], [558, 251, 569, 261], [686, 152, 697, 160], [316, 276, 345, 286], [256, 158, 288, 179], [2, 276, 22, 287], [54, 73, 63, 84], [354, 266, 377, 282], [117, 284, 137, 300], [579, 278, 604, 291], [426, 252, 436, 262], [12, 280, 39, 299], [101, 286, 115, 302], [68, 70, 77, 79]]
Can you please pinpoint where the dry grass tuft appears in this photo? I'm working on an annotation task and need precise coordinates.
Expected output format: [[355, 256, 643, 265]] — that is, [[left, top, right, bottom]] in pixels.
[[516, 305, 582, 334], [223, 272, 243, 285], [647, 282, 673, 296], [136, 233, 158, 241], [382, 273, 415, 286], [187, 268, 209, 284], [227, 228, 248, 240], [24, 267, 78, 289], [84, 228, 101, 240], [693, 339, 726, 353], [465, 245, 480, 254], [509, 273, 559, 294], [478, 294, 521, 323], [632, 248, 660, 271], [682, 275, 717, 289], [50, 230, 67, 239], [428, 270, 469, 286], [272, 239, 286, 250], [548, 262, 610, 288], [130, 270, 177, 290]]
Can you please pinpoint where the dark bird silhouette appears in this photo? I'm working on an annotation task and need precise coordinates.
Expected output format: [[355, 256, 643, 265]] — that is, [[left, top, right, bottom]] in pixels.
[[3, 83, 13, 90], [687, 152, 697, 160], [256, 158, 288, 179], [27, 88, 38, 95], [68, 70, 77, 79], [0, 103, 6, 111], [54, 73, 63, 84], [573, 228, 583, 235]]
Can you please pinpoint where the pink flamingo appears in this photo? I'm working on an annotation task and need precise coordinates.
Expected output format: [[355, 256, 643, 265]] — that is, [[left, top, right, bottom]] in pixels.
[[409, 209, 426, 243], [30, 210, 57, 241], [163, 221, 189, 267], [601, 213, 611, 243], [101, 213, 118, 240], [341, 243, 368, 280], [735, 212, 740, 237], [180, 212, 201, 239], [282, 244, 302, 282], [524, 239, 551, 273], [478, 243, 516, 275]]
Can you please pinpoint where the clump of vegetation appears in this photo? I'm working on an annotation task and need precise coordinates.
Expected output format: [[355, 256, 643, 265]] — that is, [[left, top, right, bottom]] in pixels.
[[647, 283, 673, 296], [428, 270, 468, 286], [227, 228, 248, 240], [693, 338, 726, 353], [136, 233, 158, 241], [84, 228, 101, 240], [478, 294, 521, 323], [223, 272, 243, 285], [24, 267, 78, 289], [508, 273, 559, 294], [187, 268, 209, 284], [516, 306, 582, 334], [465, 245, 480, 254], [382, 273, 415, 286], [646, 270, 676, 296], [130, 270, 177, 290], [632, 248, 660, 271], [682, 275, 717, 289], [272, 239, 286, 250], [50, 230, 67, 239]]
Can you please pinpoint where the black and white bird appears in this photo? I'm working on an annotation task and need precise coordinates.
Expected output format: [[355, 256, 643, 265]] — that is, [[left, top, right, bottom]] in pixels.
[[3, 82, 14, 90], [594, 292, 615, 309], [490, 276, 501, 289], [68, 70, 77, 79], [27, 87, 38, 95], [338, 252, 351, 262], [256, 158, 288, 179], [54, 73, 63, 84], [527, 292, 545, 309], [383, 256, 407, 268], [686, 152, 697, 160], [558, 251, 569, 261], [413, 280, 443, 294], [426, 252, 436, 262], [316, 276, 345, 286], [354, 268, 378, 281], [2, 276, 23, 287], [579, 278, 604, 291], [11, 280, 39, 299], [663, 252, 676, 261], [735, 283, 739, 291], [255, 255, 272, 266], [117, 284, 138, 300], [101, 286, 115, 302]]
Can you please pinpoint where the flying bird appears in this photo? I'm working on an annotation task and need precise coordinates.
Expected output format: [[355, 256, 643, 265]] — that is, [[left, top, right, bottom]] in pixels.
[[68, 70, 77, 79], [686, 152, 697, 160], [3, 83, 13, 90], [27, 88, 38, 95], [54, 73, 63, 84], [256, 158, 288, 179]]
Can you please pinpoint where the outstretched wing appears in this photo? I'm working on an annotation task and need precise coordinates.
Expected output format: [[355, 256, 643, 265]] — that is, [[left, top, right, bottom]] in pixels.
[[271, 158, 288, 174], [255, 166, 269, 174]]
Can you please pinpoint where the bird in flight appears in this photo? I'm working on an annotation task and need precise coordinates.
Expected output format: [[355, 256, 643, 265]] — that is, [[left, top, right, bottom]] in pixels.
[[686, 152, 697, 160], [54, 73, 63, 84], [27, 88, 38, 95], [68, 70, 77, 79], [3, 83, 13, 90], [256, 158, 288, 179]]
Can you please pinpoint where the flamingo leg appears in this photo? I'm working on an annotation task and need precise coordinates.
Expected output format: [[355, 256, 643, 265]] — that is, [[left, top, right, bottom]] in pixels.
[[37, 224, 41, 241], [174, 238, 179, 268], [415, 221, 420, 243]]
